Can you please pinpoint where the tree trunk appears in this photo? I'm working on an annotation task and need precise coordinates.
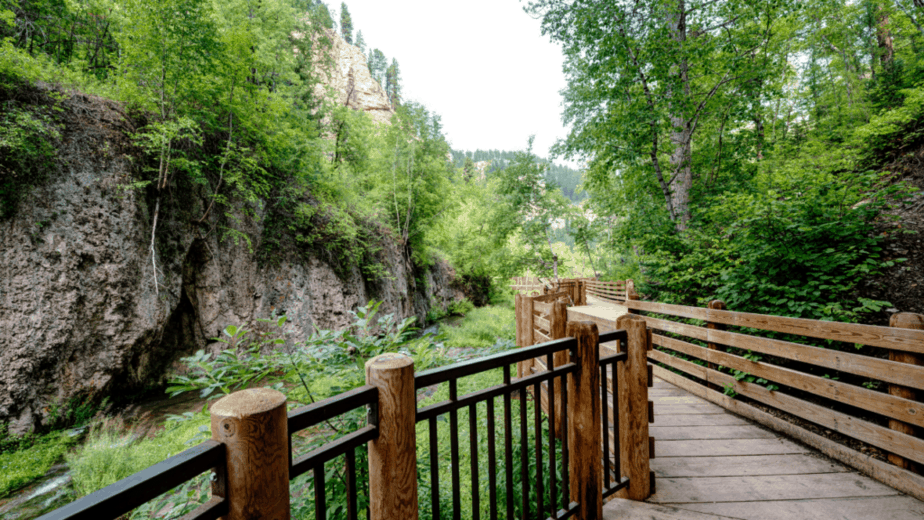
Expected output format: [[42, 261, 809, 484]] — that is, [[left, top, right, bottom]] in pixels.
[[877, 5, 894, 68], [668, 0, 692, 231]]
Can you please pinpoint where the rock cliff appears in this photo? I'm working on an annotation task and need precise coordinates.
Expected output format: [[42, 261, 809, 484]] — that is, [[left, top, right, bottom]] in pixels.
[[0, 86, 459, 433], [317, 29, 395, 124]]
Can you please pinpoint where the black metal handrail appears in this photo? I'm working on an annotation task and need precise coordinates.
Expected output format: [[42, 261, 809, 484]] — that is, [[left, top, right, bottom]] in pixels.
[[36, 440, 227, 520], [415, 336, 580, 520], [287, 384, 379, 520]]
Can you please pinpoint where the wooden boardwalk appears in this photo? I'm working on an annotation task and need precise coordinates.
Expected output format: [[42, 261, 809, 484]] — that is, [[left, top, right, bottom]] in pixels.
[[603, 376, 924, 519], [558, 300, 924, 519]]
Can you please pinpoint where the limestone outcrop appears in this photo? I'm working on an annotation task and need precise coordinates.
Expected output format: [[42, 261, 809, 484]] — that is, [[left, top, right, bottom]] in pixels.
[[317, 29, 395, 124]]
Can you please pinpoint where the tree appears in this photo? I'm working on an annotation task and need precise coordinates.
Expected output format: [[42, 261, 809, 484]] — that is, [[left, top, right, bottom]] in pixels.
[[368, 48, 387, 86], [528, 0, 795, 231], [492, 137, 571, 279], [385, 58, 401, 106], [340, 2, 353, 44], [355, 29, 366, 53]]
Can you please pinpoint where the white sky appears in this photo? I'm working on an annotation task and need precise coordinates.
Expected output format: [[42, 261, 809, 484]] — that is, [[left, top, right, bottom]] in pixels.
[[332, 0, 575, 164]]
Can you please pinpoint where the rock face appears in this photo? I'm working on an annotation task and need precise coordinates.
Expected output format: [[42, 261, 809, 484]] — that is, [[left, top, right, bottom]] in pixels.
[[0, 89, 461, 432], [318, 29, 395, 124]]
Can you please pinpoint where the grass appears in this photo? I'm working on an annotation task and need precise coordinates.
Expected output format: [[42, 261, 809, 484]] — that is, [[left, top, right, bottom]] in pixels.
[[66, 413, 209, 497], [439, 299, 515, 349], [0, 431, 74, 496]]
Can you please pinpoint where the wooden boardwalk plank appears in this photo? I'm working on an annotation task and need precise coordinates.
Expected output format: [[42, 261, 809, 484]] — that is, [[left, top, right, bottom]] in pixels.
[[657, 438, 810, 458], [676, 496, 924, 520], [649, 425, 777, 440], [650, 473, 900, 504], [651, 454, 847, 477], [651, 414, 749, 427], [650, 395, 710, 405], [653, 403, 728, 415]]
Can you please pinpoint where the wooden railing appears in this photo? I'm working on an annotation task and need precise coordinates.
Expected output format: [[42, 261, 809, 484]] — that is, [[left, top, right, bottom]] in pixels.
[[39, 321, 650, 520], [622, 298, 924, 501], [514, 291, 654, 502]]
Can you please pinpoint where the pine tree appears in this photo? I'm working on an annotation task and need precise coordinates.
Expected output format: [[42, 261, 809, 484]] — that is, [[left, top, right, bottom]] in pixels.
[[368, 49, 387, 86], [385, 58, 401, 106], [355, 30, 365, 53], [339, 2, 353, 44]]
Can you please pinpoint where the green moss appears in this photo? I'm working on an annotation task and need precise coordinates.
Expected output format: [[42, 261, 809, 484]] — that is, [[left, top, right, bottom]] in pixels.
[[0, 432, 72, 497]]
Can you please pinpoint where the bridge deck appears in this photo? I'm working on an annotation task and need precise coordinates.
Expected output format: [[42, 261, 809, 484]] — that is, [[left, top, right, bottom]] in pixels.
[[567, 301, 924, 519], [635, 376, 924, 519]]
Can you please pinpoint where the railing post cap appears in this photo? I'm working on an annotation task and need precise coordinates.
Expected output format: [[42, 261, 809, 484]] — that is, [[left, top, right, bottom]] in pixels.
[[210, 388, 286, 418], [365, 352, 414, 371], [616, 313, 646, 327], [890, 312, 924, 329]]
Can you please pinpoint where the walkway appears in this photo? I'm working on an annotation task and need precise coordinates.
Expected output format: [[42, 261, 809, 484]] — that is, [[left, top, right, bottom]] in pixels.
[[567, 301, 924, 519]]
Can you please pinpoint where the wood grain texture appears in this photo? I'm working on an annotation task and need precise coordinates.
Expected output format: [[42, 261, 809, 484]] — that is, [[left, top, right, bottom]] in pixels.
[[888, 312, 923, 473], [602, 498, 737, 520], [365, 353, 418, 520], [656, 438, 809, 458], [652, 349, 924, 465], [551, 302, 568, 438], [652, 333, 924, 428], [648, 425, 776, 440], [678, 496, 924, 520], [210, 388, 290, 520], [652, 365, 924, 502], [705, 300, 726, 391], [566, 321, 603, 519], [615, 314, 651, 500], [625, 299, 924, 353], [651, 454, 845, 477], [650, 473, 899, 504]]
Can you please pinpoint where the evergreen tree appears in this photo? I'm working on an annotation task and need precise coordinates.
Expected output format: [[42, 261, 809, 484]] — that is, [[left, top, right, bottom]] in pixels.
[[368, 48, 387, 86], [385, 58, 401, 106], [339, 2, 353, 44], [355, 30, 366, 53]]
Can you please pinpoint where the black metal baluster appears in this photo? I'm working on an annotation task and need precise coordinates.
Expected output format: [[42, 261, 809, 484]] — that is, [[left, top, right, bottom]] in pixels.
[[470, 403, 480, 520], [430, 416, 440, 520], [562, 373, 570, 511], [520, 386, 528, 520], [533, 381, 543, 520], [314, 464, 326, 520], [613, 361, 620, 481], [547, 362, 557, 519], [601, 364, 611, 491], [488, 396, 498, 520], [346, 448, 357, 520], [450, 380, 461, 520], [504, 365, 514, 520]]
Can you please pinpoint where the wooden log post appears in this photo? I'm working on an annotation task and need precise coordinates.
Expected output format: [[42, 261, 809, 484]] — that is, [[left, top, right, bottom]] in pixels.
[[517, 294, 536, 382], [566, 321, 602, 520], [365, 353, 418, 520], [705, 300, 727, 392], [550, 301, 568, 438], [210, 388, 290, 520], [888, 312, 924, 474], [625, 280, 639, 314], [615, 314, 652, 500]]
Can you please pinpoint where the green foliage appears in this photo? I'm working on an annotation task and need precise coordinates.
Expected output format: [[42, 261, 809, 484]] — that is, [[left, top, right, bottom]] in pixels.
[[439, 305, 515, 350], [0, 429, 74, 496], [67, 413, 210, 499], [0, 98, 61, 219], [339, 2, 353, 44]]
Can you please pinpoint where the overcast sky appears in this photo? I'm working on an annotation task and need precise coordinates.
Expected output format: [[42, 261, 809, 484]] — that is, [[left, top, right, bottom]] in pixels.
[[332, 0, 575, 164]]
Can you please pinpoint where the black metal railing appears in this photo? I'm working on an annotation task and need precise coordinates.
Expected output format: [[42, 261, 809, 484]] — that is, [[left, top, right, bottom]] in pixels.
[[287, 384, 379, 520], [598, 330, 630, 499], [36, 440, 227, 520], [414, 337, 581, 520]]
